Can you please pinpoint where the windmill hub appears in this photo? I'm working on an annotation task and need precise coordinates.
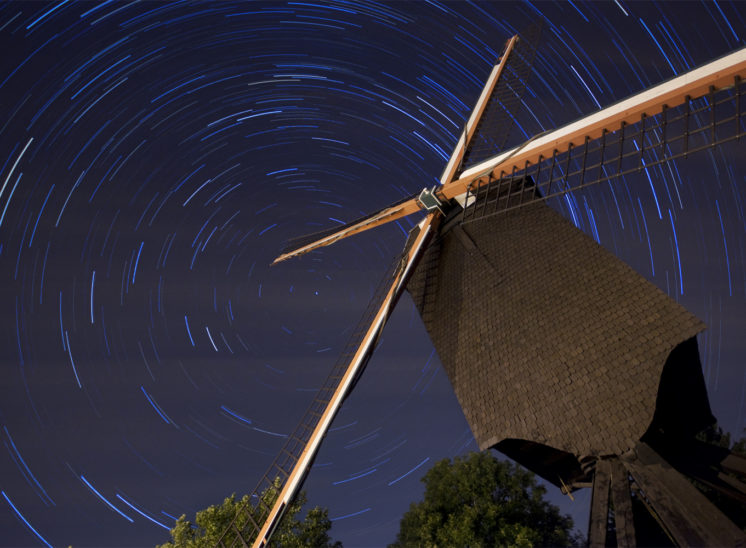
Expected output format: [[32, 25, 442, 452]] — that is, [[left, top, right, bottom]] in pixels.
[[416, 186, 447, 214]]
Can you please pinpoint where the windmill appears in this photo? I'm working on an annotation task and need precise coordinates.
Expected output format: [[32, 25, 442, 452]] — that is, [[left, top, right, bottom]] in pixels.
[[217, 31, 746, 547]]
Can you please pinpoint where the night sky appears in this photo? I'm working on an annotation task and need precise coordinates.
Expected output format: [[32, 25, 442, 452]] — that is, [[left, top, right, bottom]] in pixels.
[[1, 1, 745, 546]]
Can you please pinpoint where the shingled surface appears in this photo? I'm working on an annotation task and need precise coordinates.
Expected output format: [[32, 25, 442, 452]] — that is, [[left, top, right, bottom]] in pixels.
[[406, 186, 705, 458]]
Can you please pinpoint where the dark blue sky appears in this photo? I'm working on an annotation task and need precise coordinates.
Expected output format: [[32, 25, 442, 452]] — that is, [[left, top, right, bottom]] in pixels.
[[0, 1, 744, 546]]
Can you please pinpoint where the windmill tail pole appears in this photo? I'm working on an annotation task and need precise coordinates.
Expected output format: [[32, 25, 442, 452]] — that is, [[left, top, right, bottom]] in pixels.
[[246, 213, 440, 548]]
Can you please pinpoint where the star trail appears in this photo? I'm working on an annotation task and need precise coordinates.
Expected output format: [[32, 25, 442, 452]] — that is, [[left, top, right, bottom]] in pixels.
[[0, 1, 745, 546]]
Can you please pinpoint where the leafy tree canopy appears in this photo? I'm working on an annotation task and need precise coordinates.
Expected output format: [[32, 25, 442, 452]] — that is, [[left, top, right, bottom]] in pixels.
[[157, 478, 341, 548], [390, 451, 580, 548]]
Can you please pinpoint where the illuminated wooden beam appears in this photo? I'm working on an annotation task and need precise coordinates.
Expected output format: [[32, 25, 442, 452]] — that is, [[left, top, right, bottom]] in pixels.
[[439, 34, 518, 185], [254, 212, 440, 547], [271, 199, 421, 265], [440, 45, 746, 202]]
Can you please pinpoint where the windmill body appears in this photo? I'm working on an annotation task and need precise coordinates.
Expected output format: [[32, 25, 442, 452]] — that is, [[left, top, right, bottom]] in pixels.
[[405, 179, 740, 545], [407, 179, 707, 462], [219, 36, 746, 548]]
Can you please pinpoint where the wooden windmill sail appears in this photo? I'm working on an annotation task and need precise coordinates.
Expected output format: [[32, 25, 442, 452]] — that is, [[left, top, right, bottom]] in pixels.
[[218, 34, 746, 547]]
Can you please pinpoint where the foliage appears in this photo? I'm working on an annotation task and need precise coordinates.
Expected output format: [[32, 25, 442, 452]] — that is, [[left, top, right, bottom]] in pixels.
[[157, 478, 341, 548], [390, 451, 579, 547]]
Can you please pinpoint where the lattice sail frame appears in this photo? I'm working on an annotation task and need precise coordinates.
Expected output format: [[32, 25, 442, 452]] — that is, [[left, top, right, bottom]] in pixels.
[[460, 77, 745, 226], [460, 21, 542, 170], [443, 47, 746, 205]]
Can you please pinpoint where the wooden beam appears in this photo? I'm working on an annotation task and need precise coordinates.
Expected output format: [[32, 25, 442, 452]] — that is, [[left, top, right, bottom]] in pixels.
[[588, 459, 610, 548], [622, 442, 746, 547], [439, 34, 519, 185], [722, 451, 746, 476], [609, 458, 636, 548], [689, 469, 746, 505], [271, 199, 421, 264], [661, 438, 746, 477], [656, 439, 746, 504], [252, 213, 440, 547]]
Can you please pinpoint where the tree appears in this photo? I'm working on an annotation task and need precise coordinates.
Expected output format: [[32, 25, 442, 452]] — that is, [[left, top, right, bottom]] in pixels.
[[390, 451, 579, 547], [157, 478, 341, 548]]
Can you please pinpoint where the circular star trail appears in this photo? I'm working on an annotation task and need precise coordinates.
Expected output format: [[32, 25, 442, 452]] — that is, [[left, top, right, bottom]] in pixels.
[[0, 1, 744, 546]]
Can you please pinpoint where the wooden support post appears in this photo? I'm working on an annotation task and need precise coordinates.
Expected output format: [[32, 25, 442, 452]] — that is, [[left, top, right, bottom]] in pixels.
[[588, 459, 610, 548], [622, 442, 746, 547], [609, 458, 636, 548]]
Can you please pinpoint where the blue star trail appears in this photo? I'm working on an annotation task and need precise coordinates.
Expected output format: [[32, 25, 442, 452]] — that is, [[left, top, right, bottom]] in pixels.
[[0, 1, 744, 546]]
